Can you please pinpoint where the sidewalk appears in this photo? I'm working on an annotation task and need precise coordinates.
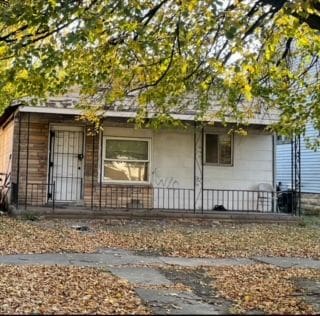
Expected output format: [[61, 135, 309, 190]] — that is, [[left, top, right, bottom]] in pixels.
[[1, 248, 320, 269], [1, 249, 319, 315]]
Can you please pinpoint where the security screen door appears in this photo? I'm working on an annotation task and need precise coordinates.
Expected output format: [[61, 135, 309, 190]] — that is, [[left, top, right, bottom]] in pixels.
[[48, 126, 84, 202]]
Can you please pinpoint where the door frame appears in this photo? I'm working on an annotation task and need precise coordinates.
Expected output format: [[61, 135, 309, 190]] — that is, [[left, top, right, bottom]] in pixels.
[[47, 124, 86, 203]]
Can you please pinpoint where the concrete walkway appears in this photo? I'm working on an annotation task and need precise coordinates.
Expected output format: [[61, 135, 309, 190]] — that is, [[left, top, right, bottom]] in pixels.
[[0, 248, 319, 269], [1, 249, 319, 315]]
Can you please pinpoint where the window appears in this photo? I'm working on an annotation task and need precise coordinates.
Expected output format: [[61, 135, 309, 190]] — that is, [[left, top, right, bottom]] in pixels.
[[205, 133, 232, 165], [103, 137, 150, 182]]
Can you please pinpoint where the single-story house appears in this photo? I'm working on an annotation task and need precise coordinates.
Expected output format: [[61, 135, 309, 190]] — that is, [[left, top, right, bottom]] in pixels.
[[0, 94, 282, 214]]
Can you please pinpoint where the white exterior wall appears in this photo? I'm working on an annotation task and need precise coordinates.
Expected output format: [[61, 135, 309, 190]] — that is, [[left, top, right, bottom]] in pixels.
[[152, 129, 194, 189], [204, 132, 273, 190], [103, 125, 273, 191]]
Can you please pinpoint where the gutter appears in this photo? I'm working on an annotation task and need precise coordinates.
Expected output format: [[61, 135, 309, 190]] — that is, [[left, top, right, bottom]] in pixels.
[[17, 105, 274, 128]]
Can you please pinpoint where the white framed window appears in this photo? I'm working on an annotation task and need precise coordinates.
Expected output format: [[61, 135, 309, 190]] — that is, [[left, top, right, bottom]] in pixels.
[[102, 137, 150, 183], [205, 133, 233, 166]]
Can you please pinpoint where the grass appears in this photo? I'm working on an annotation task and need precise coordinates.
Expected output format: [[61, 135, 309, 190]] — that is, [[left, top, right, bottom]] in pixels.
[[207, 264, 320, 314], [0, 216, 319, 258], [0, 265, 149, 314], [302, 215, 320, 227]]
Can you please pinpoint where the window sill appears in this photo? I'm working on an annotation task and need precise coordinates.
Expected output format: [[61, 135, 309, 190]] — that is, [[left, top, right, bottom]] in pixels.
[[101, 180, 152, 186], [204, 163, 233, 167]]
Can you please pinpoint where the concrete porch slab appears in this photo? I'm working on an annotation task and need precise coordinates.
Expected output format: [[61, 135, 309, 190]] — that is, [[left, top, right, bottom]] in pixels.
[[19, 206, 301, 224]]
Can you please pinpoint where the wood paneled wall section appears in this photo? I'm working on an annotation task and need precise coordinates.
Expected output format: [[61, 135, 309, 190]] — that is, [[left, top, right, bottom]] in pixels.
[[0, 119, 14, 176], [11, 112, 153, 209]]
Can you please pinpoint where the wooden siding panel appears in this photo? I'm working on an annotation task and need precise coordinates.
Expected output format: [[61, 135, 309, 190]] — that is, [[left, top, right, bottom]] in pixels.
[[0, 119, 14, 177], [14, 113, 153, 208]]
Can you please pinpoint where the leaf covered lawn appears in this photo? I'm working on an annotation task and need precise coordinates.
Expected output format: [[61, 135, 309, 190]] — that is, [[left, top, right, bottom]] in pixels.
[[0, 265, 149, 314], [207, 264, 320, 314], [0, 217, 319, 258]]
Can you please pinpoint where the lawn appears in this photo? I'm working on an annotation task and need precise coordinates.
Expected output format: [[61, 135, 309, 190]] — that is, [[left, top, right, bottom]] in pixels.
[[1, 216, 320, 315], [0, 216, 319, 258], [206, 264, 320, 314], [0, 265, 148, 314]]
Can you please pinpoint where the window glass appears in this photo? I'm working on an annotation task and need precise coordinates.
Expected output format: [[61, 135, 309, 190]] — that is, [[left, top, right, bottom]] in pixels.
[[219, 135, 232, 164], [206, 134, 218, 164], [106, 139, 148, 160], [206, 134, 232, 165], [104, 161, 148, 181], [104, 138, 149, 182]]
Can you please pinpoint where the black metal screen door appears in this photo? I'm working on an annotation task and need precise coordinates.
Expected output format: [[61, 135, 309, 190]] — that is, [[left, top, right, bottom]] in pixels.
[[48, 126, 84, 202]]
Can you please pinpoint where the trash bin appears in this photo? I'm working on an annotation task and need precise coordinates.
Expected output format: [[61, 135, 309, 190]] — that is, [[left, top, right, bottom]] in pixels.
[[277, 189, 296, 213]]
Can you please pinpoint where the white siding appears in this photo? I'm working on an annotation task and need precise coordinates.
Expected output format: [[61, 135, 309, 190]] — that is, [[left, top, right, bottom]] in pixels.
[[103, 125, 273, 191], [204, 132, 273, 190], [276, 122, 320, 193]]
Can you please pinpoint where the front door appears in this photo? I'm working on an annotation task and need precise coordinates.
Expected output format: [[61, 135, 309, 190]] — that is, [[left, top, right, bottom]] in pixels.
[[48, 126, 84, 202]]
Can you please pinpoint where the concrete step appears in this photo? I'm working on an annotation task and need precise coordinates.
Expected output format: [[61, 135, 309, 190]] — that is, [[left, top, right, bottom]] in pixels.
[[17, 207, 301, 224]]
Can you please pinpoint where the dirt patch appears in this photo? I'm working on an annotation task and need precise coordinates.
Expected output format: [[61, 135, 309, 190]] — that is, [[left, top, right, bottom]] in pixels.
[[206, 264, 320, 314], [159, 266, 232, 313], [295, 278, 320, 312]]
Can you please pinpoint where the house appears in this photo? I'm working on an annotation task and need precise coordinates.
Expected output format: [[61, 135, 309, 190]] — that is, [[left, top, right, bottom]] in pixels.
[[276, 122, 320, 215], [0, 94, 282, 215]]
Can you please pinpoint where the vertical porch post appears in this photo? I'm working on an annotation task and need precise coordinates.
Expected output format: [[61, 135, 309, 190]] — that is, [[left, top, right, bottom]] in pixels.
[[99, 127, 103, 211], [298, 135, 301, 216], [201, 125, 204, 214], [16, 112, 22, 208], [193, 121, 196, 213], [91, 128, 95, 210], [24, 113, 30, 210], [272, 133, 276, 212], [293, 135, 301, 216], [291, 136, 294, 214]]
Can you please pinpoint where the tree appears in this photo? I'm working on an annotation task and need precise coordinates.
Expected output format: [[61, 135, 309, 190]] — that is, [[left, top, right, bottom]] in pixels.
[[0, 0, 320, 137]]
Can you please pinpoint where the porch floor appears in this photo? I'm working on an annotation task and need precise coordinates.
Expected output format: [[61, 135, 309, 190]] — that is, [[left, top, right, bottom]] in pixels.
[[15, 206, 300, 224]]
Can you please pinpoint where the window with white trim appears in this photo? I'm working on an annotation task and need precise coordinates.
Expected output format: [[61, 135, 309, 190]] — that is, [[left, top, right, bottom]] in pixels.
[[205, 133, 233, 165], [103, 137, 150, 182]]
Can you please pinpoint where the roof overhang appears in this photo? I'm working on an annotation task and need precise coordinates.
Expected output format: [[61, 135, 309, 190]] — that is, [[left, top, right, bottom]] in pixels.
[[18, 105, 196, 121], [17, 105, 272, 129]]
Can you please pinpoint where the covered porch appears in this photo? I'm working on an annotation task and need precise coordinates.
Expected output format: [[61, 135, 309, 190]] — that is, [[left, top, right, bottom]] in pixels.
[[3, 108, 300, 217], [2, 101, 300, 216]]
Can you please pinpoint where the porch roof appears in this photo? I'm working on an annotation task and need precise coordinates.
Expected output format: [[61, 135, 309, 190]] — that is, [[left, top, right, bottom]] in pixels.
[[17, 104, 277, 127]]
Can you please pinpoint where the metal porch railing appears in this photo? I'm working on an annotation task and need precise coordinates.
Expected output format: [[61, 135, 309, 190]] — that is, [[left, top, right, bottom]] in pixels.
[[19, 183, 297, 214]]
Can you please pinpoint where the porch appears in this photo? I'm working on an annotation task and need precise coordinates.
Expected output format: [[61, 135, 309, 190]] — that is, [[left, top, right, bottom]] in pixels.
[[12, 182, 299, 220], [3, 111, 300, 218]]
